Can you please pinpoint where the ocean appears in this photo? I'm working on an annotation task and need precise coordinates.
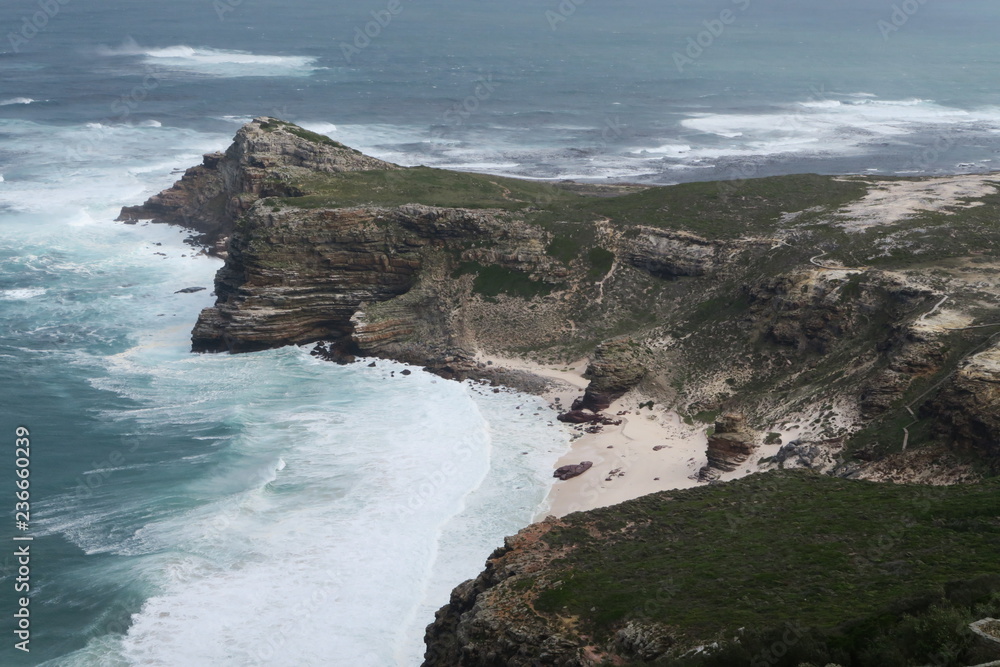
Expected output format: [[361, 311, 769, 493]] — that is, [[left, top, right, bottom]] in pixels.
[[1, 0, 999, 664]]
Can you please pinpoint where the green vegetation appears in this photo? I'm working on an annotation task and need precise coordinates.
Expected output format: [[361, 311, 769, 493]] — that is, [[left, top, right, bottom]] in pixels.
[[587, 246, 615, 278], [532, 471, 1000, 665], [546, 235, 582, 264], [280, 166, 582, 211], [578, 174, 869, 238], [452, 262, 557, 299], [692, 409, 720, 424], [258, 118, 355, 150]]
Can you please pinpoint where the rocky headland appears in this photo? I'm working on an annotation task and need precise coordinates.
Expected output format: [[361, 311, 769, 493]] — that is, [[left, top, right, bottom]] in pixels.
[[123, 118, 1000, 665]]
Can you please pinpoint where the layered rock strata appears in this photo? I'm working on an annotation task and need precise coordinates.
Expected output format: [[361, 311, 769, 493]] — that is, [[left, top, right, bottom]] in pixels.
[[118, 117, 398, 244], [698, 413, 758, 482]]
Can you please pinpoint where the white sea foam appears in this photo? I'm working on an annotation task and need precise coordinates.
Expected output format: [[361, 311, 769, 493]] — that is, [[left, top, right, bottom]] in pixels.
[[0, 118, 224, 217], [676, 98, 1000, 162], [99, 38, 318, 78], [298, 121, 338, 135], [49, 349, 568, 666], [0, 97, 38, 105], [630, 143, 693, 157], [441, 161, 523, 171], [3, 117, 569, 661], [216, 114, 255, 124], [0, 287, 46, 299]]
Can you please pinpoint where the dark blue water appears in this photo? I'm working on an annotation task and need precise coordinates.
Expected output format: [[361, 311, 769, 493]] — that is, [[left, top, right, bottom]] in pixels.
[[2, 1, 999, 664]]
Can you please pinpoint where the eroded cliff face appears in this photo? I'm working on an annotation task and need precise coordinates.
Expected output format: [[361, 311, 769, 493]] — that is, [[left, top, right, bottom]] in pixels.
[[191, 204, 492, 353], [422, 472, 1000, 667], [125, 119, 1000, 470], [124, 120, 1000, 665], [926, 343, 1000, 464], [118, 117, 398, 246]]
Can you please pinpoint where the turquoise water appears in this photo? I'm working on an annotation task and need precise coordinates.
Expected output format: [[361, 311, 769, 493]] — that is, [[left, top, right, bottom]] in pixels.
[[2, 1, 999, 664]]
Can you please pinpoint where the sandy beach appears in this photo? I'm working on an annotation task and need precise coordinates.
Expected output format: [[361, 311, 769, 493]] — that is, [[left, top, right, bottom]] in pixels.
[[475, 353, 713, 519]]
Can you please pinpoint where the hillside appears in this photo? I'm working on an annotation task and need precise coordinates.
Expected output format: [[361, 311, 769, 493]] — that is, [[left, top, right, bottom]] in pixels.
[[122, 117, 1000, 477], [422, 470, 1000, 666], [120, 118, 1000, 665]]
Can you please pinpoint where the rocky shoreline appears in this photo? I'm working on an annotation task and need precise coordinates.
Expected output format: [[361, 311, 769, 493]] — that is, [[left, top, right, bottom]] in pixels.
[[121, 117, 1000, 666], [120, 115, 1000, 501]]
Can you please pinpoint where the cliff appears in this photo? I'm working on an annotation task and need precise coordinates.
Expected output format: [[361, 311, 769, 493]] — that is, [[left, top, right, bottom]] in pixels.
[[124, 118, 1000, 475], [118, 117, 397, 248], [122, 119, 1000, 664], [422, 471, 1000, 666]]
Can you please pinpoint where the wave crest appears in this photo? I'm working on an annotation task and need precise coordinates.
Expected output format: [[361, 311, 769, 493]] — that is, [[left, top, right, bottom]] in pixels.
[[98, 38, 318, 78]]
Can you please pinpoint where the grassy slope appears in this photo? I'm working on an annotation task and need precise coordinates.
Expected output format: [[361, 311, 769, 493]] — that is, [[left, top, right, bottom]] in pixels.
[[269, 137, 1000, 455], [279, 166, 582, 211], [532, 470, 1000, 665], [256, 131, 1000, 663]]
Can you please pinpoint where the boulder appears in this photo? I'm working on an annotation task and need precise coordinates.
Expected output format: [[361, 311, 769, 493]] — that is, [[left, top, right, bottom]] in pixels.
[[774, 438, 843, 472], [580, 338, 652, 411], [557, 410, 601, 424], [553, 461, 593, 480]]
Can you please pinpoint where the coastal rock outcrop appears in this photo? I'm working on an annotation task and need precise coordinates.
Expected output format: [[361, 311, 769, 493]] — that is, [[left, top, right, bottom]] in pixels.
[[624, 227, 724, 278], [698, 413, 757, 481], [773, 438, 844, 473], [124, 119, 1000, 495], [118, 117, 398, 242], [120, 127, 1000, 665], [579, 338, 651, 411], [925, 343, 1000, 463], [423, 472, 1000, 667], [553, 461, 593, 480], [422, 517, 590, 667], [191, 204, 428, 352]]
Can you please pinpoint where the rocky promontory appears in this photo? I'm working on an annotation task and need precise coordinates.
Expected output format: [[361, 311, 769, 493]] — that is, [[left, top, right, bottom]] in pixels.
[[422, 472, 1000, 666], [118, 117, 397, 247], [123, 119, 1000, 665], [123, 117, 1000, 476]]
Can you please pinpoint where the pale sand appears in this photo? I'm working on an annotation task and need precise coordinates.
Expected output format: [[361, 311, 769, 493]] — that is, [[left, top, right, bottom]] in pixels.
[[475, 352, 708, 519], [834, 174, 1000, 232]]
